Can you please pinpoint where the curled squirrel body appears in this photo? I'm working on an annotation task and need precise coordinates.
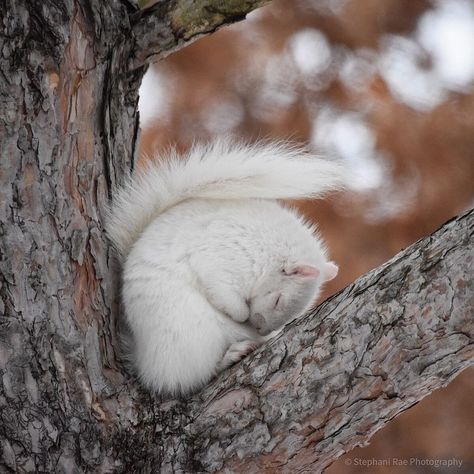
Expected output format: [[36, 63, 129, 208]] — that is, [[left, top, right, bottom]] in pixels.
[[106, 139, 345, 395]]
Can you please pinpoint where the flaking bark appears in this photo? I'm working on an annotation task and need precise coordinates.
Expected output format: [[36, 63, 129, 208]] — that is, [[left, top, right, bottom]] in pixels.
[[0, 0, 272, 471], [0, 0, 472, 472]]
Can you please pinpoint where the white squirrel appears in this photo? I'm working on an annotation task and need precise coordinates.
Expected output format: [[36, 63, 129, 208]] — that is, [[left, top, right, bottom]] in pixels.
[[106, 139, 346, 396]]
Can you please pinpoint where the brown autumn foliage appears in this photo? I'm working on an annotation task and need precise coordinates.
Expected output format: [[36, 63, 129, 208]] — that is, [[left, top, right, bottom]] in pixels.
[[139, 0, 474, 471]]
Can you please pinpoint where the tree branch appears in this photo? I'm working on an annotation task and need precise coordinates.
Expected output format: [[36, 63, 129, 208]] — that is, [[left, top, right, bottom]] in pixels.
[[3, 1, 472, 471], [130, 0, 272, 67], [180, 209, 473, 472]]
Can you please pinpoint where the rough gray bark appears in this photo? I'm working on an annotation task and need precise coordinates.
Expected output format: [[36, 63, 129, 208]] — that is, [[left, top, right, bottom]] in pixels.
[[130, 0, 272, 66], [0, 1, 271, 472], [0, 1, 472, 473]]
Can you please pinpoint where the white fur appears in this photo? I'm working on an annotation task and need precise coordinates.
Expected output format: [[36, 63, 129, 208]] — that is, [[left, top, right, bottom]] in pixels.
[[106, 139, 345, 395], [106, 139, 346, 257]]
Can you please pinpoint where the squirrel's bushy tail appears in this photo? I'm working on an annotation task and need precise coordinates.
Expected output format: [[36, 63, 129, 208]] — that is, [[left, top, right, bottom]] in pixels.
[[106, 139, 347, 257]]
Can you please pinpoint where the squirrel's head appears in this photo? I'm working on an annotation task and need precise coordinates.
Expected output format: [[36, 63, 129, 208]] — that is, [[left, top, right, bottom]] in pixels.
[[247, 259, 338, 336]]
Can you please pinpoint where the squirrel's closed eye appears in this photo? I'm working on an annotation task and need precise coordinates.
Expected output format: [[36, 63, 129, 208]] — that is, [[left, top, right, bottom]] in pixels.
[[274, 294, 282, 309]]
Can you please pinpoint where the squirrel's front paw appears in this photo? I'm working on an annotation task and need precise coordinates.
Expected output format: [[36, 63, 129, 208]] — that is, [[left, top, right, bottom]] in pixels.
[[218, 340, 259, 370]]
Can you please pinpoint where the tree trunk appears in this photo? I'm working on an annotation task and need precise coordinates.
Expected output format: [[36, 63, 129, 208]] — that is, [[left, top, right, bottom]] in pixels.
[[0, 1, 270, 471], [0, 1, 472, 473]]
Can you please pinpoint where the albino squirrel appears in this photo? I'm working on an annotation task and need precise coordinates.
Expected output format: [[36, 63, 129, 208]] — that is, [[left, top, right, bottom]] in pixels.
[[106, 139, 346, 396]]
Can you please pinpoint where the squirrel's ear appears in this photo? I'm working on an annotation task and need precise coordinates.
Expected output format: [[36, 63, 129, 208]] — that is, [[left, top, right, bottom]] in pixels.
[[284, 264, 319, 279], [325, 261, 339, 281]]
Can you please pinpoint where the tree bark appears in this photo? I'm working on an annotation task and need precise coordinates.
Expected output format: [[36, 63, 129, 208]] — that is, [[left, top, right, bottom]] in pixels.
[[0, 1, 271, 472], [0, 1, 472, 473]]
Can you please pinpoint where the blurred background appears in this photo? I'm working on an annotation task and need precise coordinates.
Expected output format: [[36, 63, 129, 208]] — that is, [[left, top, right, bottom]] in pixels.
[[139, 0, 474, 471]]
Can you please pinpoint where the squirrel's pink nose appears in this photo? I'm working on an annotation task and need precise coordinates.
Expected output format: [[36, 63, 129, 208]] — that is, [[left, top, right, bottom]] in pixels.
[[252, 313, 265, 331]]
